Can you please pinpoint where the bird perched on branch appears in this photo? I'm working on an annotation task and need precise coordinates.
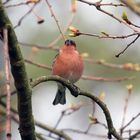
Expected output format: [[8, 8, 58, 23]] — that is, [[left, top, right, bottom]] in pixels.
[[52, 39, 83, 105]]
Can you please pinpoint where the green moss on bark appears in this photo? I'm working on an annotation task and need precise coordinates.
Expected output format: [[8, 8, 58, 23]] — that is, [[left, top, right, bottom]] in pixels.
[[0, 1, 36, 140]]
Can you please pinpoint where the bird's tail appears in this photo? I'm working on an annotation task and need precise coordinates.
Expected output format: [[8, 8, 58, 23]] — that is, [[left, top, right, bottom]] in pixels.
[[53, 83, 66, 105]]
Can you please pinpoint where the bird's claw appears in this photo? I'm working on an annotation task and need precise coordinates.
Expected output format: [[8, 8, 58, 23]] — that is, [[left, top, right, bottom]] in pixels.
[[70, 84, 80, 97]]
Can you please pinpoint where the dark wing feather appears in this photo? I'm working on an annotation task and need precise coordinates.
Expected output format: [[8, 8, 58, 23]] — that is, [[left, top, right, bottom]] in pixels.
[[52, 53, 59, 66]]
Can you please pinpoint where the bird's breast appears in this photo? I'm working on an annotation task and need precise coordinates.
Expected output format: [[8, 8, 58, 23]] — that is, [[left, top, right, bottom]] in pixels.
[[52, 52, 83, 83]]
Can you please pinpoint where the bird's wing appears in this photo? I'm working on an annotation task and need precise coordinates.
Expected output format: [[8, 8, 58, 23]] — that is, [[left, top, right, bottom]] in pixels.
[[52, 52, 59, 67]]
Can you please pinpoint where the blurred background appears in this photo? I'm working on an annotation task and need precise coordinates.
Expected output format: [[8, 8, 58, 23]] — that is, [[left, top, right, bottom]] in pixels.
[[0, 0, 140, 140]]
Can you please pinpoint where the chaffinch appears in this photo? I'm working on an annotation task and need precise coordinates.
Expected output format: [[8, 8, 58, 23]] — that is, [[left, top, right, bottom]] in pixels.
[[52, 39, 83, 105]]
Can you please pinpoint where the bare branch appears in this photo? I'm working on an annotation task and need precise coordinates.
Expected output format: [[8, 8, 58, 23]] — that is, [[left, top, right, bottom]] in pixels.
[[24, 58, 135, 82], [48, 13, 76, 47], [30, 75, 124, 140], [81, 75, 134, 82], [45, 0, 65, 41], [129, 130, 140, 140], [84, 58, 140, 72], [5, 2, 27, 8], [3, 0, 11, 5], [24, 59, 52, 71], [115, 35, 140, 57], [3, 28, 11, 140], [77, 0, 138, 32], [35, 121, 72, 140], [120, 87, 132, 135], [63, 128, 107, 138], [14, 2, 40, 29], [0, 100, 70, 140], [99, 2, 125, 7], [121, 112, 140, 132], [75, 31, 139, 39], [19, 42, 58, 50]]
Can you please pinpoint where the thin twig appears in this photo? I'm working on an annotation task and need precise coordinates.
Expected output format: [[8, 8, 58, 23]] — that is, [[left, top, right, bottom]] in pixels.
[[36, 133, 48, 140], [51, 103, 85, 136], [5, 2, 27, 8], [129, 130, 140, 140], [78, 32, 139, 39], [99, 3, 125, 7], [85, 100, 96, 133], [35, 121, 72, 140], [0, 90, 16, 99], [81, 75, 134, 82], [54, 112, 64, 129], [116, 35, 140, 57], [24, 59, 52, 70], [131, 22, 140, 29], [121, 112, 140, 133], [19, 42, 58, 50], [45, 0, 65, 41], [98, 8, 138, 32], [123, 129, 140, 133], [120, 90, 132, 135], [85, 123, 93, 134], [5, 1, 40, 8], [84, 58, 140, 72], [3, 0, 11, 5], [62, 128, 107, 138], [48, 13, 75, 47], [77, 0, 138, 32], [3, 28, 11, 140], [97, 121, 108, 129], [86, 58, 112, 67], [14, 3, 38, 29], [48, 111, 65, 137]]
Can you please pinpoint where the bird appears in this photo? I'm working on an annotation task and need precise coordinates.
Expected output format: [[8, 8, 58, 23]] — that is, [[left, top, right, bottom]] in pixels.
[[52, 39, 83, 105]]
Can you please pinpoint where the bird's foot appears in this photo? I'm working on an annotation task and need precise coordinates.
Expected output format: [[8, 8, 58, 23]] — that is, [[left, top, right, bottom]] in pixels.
[[70, 84, 80, 97]]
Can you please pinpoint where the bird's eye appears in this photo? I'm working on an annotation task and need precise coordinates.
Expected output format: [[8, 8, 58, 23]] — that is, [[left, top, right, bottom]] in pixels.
[[65, 39, 76, 47]]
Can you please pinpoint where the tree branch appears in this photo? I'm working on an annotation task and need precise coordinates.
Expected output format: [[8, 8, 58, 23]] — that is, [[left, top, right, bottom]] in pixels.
[[77, 0, 138, 32], [31, 75, 124, 140], [115, 35, 140, 57], [35, 121, 72, 140], [0, 1, 36, 140], [0, 99, 72, 140], [3, 28, 11, 140]]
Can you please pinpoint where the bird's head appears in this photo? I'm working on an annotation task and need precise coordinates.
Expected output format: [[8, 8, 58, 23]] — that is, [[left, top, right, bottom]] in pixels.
[[59, 39, 77, 54], [64, 39, 76, 48]]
